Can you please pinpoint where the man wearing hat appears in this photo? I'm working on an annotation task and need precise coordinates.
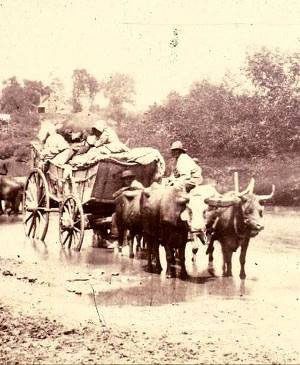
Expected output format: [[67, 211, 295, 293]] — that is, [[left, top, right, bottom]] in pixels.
[[170, 140, 203, 186], [120, 170, 144, 190]]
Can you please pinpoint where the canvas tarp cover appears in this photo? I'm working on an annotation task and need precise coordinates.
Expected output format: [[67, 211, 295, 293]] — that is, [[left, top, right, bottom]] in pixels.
[[90, 147, 165, 202]]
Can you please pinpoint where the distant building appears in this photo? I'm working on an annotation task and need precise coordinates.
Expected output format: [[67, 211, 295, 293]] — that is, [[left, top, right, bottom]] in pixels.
[[0, 114, 11, 133], [0, 114, 11, 122], [38, 92, 71, 114]]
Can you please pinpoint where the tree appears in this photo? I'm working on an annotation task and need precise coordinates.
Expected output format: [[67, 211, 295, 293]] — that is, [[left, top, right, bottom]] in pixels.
[[245, 48, 300, 152], [101, 73, 136, 125], [0, 77, 50, 113], [49, 78, 67, 112], [72, 69, 99, 112]]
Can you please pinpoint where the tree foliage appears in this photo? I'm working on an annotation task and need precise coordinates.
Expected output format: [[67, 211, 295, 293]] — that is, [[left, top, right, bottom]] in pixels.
[[128, 48, 300, 161], [245, 48, 300, 152], [72, 69, 99, 112], [0, 77, 50, 114], [101, 73, 136, 125]]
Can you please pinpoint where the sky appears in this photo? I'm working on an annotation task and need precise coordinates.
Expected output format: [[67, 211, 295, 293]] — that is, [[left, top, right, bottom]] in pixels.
[[1, 0, 300, 110]]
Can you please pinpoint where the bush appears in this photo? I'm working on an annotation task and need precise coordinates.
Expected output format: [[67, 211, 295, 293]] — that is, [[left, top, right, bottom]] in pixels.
[[0, 143, 15, 160], [14, 144, 31, 162]]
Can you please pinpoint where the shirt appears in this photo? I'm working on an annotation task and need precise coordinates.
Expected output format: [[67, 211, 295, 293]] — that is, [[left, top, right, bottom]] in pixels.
[[174, 153, 203, 180], [89, 127, 121, 148], [41, 133, 69, 159]]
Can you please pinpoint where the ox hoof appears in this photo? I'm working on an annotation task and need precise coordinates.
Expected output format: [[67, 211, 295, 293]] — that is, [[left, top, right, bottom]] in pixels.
[[154, 266, 162, 274], [239, 273, 246, 280], [223, 272, 232, 277], [180, 271, 188, 280], [146, 265, 154, 273], [129, 253, 134, 259], [166, 270, 176, 279], [208, 267, 216, 277]]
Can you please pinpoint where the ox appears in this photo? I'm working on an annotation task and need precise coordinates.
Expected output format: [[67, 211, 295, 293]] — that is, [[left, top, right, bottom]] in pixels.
[[0, 176, 25, 215], [141, 182, 208, 279], [0, 162, 8, 176], [205, 178, 275, 279], [114, 186, 144, 258]]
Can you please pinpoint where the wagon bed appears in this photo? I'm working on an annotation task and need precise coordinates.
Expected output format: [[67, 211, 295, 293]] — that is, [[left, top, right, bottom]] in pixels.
[[23, 145, 165, 250]]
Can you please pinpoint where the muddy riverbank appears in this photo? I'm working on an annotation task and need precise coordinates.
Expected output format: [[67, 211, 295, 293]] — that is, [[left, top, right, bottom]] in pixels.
[[0, 208, 299, 364]]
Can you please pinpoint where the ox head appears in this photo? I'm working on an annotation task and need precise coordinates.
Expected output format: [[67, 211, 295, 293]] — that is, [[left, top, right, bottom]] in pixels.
[[180, 185, 218, 244], [236, 178, 275, 237], [159, 184, 190, 227]]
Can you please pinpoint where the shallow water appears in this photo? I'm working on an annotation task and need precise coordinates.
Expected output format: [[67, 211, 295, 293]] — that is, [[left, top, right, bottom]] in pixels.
[[0, 207, 299, 307]]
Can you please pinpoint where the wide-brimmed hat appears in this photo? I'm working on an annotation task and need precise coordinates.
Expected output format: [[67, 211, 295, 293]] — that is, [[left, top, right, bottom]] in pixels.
[[121, 170, 135, 179], [92, 120, 106, 133], [171, 141, 186, 152]]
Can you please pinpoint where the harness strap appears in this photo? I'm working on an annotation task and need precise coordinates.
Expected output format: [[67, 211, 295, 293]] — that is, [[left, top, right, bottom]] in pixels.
[[233, 214, 248, 239]]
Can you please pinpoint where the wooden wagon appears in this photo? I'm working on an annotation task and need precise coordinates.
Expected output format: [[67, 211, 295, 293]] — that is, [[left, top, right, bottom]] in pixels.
[[23, 145, 163, 250]]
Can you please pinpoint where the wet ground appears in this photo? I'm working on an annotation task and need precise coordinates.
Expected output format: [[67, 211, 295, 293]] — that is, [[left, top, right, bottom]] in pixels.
[[0, 207, 299, 363], [0, 207, 299, 308]]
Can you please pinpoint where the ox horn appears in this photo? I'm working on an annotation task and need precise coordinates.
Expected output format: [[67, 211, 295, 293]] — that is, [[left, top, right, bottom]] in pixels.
[[257, 184, 275, 201], [238, 177, 255, 196]]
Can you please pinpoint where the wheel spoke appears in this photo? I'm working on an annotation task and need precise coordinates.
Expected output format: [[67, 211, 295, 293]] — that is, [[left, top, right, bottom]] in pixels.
[[26, 186, 36, 203], [29, 175, 36, 186], [28, 214, 36, 237], [68, 232, 73, 249], [37, 210, 46, 223], [73, 229, 79, 240], [73, 226, 80, 233], [38, 191, 46, 206], [24, 212, 34, 224], [62, 231, 71, 246], [65, 201, 72, 217], [72, 208, 79, 221], [33, 214, 39, 238]]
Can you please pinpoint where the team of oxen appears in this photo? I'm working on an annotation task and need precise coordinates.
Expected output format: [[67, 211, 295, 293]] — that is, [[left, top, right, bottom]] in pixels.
[[0, 159, 276, 280], [114, 178, 275, 280]]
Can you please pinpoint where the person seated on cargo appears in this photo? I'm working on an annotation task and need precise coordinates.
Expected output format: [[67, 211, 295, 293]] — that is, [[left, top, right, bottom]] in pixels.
[[86, 120, 129, 153], [169, 140, 203, 189], [38, 122, 72, 165], [87, 120, 119, 146], [59, 127, 91, 160]]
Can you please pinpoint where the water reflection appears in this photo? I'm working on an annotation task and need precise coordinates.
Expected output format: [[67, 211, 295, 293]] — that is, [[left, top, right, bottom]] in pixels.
[[32, 239, 49, 259], [86, 273, 250, 307], [4, 209, 299, 307]]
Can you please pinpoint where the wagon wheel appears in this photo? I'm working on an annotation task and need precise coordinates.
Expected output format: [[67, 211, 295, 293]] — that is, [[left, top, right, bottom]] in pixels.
[[23, 168, 50, 241], [59, 195, 85, 251]]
